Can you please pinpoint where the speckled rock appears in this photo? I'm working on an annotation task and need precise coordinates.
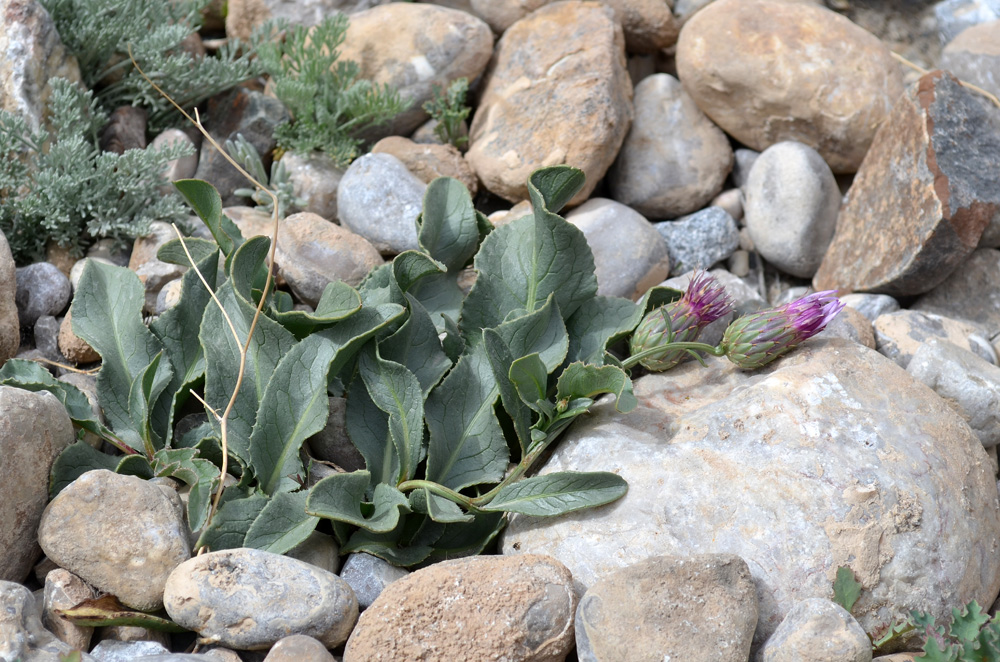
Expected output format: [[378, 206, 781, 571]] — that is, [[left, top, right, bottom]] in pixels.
[[129, 221, 188, 314], [912, 248, 1000, 338], [371, 136, 478, 196], [676, 0, 903, 173], [0, 581, 99, 662], [609, 73, 732, 219], [840, 294, 900, 322], [576, 554, 757, 662], [0, 231, 18, 365], [344, 554, 576, 662], [283, 150, 344, 221], [813, 71, 1000, 295], [42, 568, 96, 651], [337, 153, 425, 254], [565, 198, 671, 300], [501, 339, 1000, 650], [0, 387, 75, 584], [164, 548, 358, 650], [263, 635, 335, 662], [467, 1, 633, 205], [655, 207, 740, 277], [38, 470, 191, 611], [761, 598, 871, 662], [89, 639, 171, 661], [817, 305, 876, 350], [340, 553, 410, 610], [15, 262, 71, 327], [942, 20, 1000, 100], [873, 309, 995, 368]]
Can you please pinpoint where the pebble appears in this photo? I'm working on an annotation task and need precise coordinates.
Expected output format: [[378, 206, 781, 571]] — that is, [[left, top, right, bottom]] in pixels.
[[743, 141, 840, 278], [0, 231, 18, 364], [42, 568, 96, 651], [58, 311, 100, 364], [15, 262, 71, 327], [344, 554, 576, 662], [337, 153, 425, 254], [371, 136, 478, 196], [96, 624, 170, 648], [38, 470, 191, 611], [306, 397, 366, 473], [840, 293, 901, 322], [339, 553, 411, 610], [86, 238, 132, 267], [163, 548, 358, 650], [731, 148, 760, 190], [128, 221, 188, 314], [32, 315, 61, 363], [69, 256, 114, 293], [760, 598, 872, 662], [90, 639, 171, 661], [912, 248, 1000, 339], [154, 278, 184, 315], [467, 1, 632, 205], [575, 554, 757, 662], [285, 531, 341, 576], [0, 580, 99, 662], [711, 189, 743, 222], [150, 129, 198, 188], [263, 634, 335, 662], [655, 207, 740, 277], [282, 150, 344, 221], [873, 309, 996, 368], [817, 305, 877, 350], [608, 73, 733, 219], [565, 198, 671, 300]]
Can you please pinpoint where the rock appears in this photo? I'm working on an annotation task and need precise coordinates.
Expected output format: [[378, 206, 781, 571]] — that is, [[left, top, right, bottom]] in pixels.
[[15, 262, 71, 327], [912, 248, 1000, 338], [286, 531, 340, 575], [151, 129, 199, 187], [45, 242, 76, 278], [58, 311, 100, 364], [307, 397, 366, 472], [817, 305, 876, 350], [467, 1, 633, 205], [761, 598, 871, 662], [410, 116, 469, 147], [99, 106, 148, 154], [0, 0, 82, 135], [344, 554, 576, 662], [86, 238, 131, 267], [609, 73, 732, 219], [223, 206, 274, 241], [655, 207, 740, 277], [743, 142, 840, 278], [154, 278, 184, 315], [371, 136, 477, 196], [935, 0, 1000, 44], [0, 231, 18, 365], [942, 20, 1000, 100], [96, 624, 170, 648], [337, 153, 425, 254], [711, 189, 743, 223], [575, 554, 757, 662], [89, 639, 171, 661], [500, 339, 1000, 649], [0, 581, 99, 662], [813, 71, 1000, 295], [42, 568, 96, 651], [263, 635, 335, 662], [908, 339, 1000, 448], [873, 309, 994, 369], [0, 387, 75, 583], [339, 553, 410, 610], [128, 221, 188, 314], [38, 470, 191, 611], [282, 150, 344, 221], [840, 294, 900, 322], [732, 148, 761, 190], [164, 548, 358, 650], [676, 0, 903, 174], [565, 198, 671, 300], [31, 315, 59, 363], [338, 3, 493, 138]]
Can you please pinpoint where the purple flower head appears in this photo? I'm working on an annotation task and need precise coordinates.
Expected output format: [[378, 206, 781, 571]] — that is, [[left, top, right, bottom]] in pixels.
[[629, 271, 733, 371], [721, 290, 845, 370]]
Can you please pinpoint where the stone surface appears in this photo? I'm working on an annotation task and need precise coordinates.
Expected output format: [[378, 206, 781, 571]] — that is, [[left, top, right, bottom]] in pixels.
[[164, 548, 358, 650], [676, 0, 903, 174], [0, 387, 75, 584], [32, 314, 60, 362], [286, 531, 340, 576], [283, 150, 344, 221], [912, 248, 1000, 338], [307, 397, 366, 472], [344, 554, 576, 662], [128, 221, 188, 314], [338, 3, 493, 138], [761, 598, 872, 662], [817, 305, 876, 351], [151, 129, 199, 187], [100, 106, 148, 154], [89, 639, 171, 661], [467, 1, 633, 205], [501, 339, 1000, 650], [15, 261, 71, 327], [575, 554, 757, 662], [58, 311, 100, 364], [38, 470, 191, 611], [154, 278, 183, 315], [813, 71, 1000, 295], [873, 309, 993, 368], [744, 142, 840, 278], [0, 232, 18, 365], [936, 0, 1000, 43], [263, 635, 335, 662], [712, 188, 743, 222], [565, 198, 671, 300], [42, 568, 96, 651], [0, 581, 98, 662], [655, 206, 740, 277], [840, 293, 900, 322], [942, 20, 1000, 99], [371, 136, 478, 196], [339, 553, 410, 610], [337, 153, 425, 254], [609, 73, 732, 219]]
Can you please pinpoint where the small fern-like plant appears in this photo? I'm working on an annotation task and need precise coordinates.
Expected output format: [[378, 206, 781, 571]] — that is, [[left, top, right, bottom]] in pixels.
[[423, 77, 471, 149]]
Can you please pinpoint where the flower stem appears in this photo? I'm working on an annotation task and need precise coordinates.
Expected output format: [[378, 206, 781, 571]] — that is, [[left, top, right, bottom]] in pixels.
[[396, 479, 480, 511], [621, 341, 725, 369]]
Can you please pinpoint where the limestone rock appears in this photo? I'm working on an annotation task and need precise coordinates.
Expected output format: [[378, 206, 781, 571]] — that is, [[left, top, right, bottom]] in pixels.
[[873, 309, 994, 369], [760, 598, 871, 662], [676, 0, 903, 173], [655, 206, 740, 277], [42, 569, 96, 651], [339, 552, 410, 610], [912, 248, 1000, 338], [813, 71, 1000, 295], [467, 1, 633, 205], [0, 232, 18, 365], [283, 150, 344, 221], [371, 136, 478, 196], [263, 635, 335, 662], [58, 311, 99, 364], [337, 153, 425, 254], [0, 581, 99, 662]]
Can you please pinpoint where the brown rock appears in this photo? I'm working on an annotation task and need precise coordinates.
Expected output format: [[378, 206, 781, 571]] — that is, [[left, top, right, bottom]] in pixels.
[[128, 221, 188, 313], [344, 554, 577, 662], [372, 136, 478, 196], [813, 71, 1000, 295], [467, 1, 633, 205], [99, 106, 148, 155], [263, 634, 335, 662], [58, 311, 99, 364], [43, 568, 97, 651], [225, 0, 271, 42], [0, 231, 18, 366], [676, 0, 903, 173], [45, 242, 77, 278]]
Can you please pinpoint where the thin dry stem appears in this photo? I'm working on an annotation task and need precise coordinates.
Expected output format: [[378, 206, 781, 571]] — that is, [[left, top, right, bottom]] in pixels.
[[891, 51, 1000, 109], [29, 356, 101, 375], [188, 388, 222, 422]]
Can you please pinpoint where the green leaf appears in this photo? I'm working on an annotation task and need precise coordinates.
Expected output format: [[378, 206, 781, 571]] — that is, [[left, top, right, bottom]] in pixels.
[[481, 471, 627, 516], [424, 511, 506, 563], [407, 272, 465, 333], [637, 284, 685, 316], [555, 362, 637, 414], [315, 303, 407, 381], [410, 488, 473, 524], [509, 353, 548, 407], [195, 493, 269, 551], [441, 314, 464, 362], [345, 375, 396, 490], [49, 440, 124, 497], [391, 250, 446, 292], [114, 454, 154, 479], [358, 263, 406, 308], [227, 235, 272, 306], [126, 351, 173, 452], [416, 177, 481, 271], [482, 329, 532, 456], [565, 296, 643, 365], [340, 527, 434, 567], [379, 294, 451, 395], [243, 491, 320, 555], [832, 565, 862, 614], [152, 448, 221, 533], [174, 179, 243, 257], [949, 601, 990, 644], [527, 166, 586, 215], [273, 280, 361, 338], [156, 236, 220, 267], [306, 471, 411, 533], [53, 595, 187, 633], [494, 295, 568, 373], [358, 348, 424, 484]]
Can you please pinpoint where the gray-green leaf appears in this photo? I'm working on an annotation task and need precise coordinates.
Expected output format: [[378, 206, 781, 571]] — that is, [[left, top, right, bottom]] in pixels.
[[306, 471, 411, 533], [243, 491, 319, 555], [556, 362, 637, 414], [481, 471, 627, 516], [358, 348, 424, 484]]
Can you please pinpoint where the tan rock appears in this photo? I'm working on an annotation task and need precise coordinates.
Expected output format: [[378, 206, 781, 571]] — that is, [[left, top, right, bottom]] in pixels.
[[263, 634, 335, 662], [0, 231, 18, 366], [873, 309, 991, 369], [43, 568, 96, 651], [283, 150, 344, 221], [45, 242, 77, 278], [128, 221, 188, 314], [58, 311, 99, 364], [372, 136, 478, 196], [676, 0, 903, 173], [225, 0, 271, 42], [467, 1, 633, 205]]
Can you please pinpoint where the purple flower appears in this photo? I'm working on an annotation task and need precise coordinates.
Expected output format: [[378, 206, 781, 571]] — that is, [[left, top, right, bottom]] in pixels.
[[629, 271, 734, 371], [720, 290, 845, 370]]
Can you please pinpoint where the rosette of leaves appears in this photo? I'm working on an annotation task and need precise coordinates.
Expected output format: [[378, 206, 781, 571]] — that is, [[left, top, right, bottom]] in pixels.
[[1, 165, 684, 567]]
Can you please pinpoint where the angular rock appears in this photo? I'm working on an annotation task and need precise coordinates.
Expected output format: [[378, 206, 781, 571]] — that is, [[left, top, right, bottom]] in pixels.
[[339, 552, 410, 610], [576, 554, 757, 662], [33, 314, 60, 362], [761, 598, 871, 662], [609, 73, 733, 219], [164, 548, 358, 650], [676, 0, 903, 173], [0, 387, 75, 583], [467, 1, 633, 205], [344, 554, 576, 662], [912, 248, 1000, 337], [43, 568, 96, 652], [655, 207, 740, 277], [565, 198, 671, 300], [501, 339, 1000, 649], [371, 136, 478, 196], [337, 153, 425, 254], [0, 581, 99, 662], [873, 309, 994, 368], [283, 150, 344, 221], [15, 262, 71, 327], [338, 3, 493, 138], [38, 470, 192, 611], [744, 142, 840, 278], [0, 232, 18, 365], [128, 221, 188, 314], [813, 71, 1000, 295], [263, 635, 335, 662]]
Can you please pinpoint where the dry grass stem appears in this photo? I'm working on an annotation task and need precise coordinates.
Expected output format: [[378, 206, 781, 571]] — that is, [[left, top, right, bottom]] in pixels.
[[891, 51, 1000, 109]]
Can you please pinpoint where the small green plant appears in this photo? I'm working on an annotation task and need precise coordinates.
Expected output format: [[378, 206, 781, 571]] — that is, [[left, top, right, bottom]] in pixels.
[[422, 77, 471, 149], [256, 14, 410, 167], [226, 134, 304, 218], [0, 79, 192, 263]]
